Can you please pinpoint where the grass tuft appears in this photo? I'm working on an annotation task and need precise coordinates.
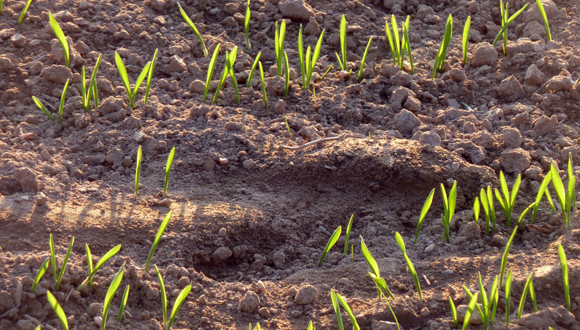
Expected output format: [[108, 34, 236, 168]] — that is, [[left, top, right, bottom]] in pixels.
[[432, 14, 453, 79], [81, 54, 102, 112], [493, 2, 529, 54], [203, 44, 221, 103], [298, 24, 325, 90], [247, 52, 262, 88], [494, 171, 521, 227], [335, 15, 348, 71], [115, 52, 151, 110], [440, 181, 457, 242], [274, 20, 287, 76]]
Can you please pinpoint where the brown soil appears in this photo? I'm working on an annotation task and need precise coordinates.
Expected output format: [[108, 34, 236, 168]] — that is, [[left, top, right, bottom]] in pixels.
[[0, 0, 580, 329]]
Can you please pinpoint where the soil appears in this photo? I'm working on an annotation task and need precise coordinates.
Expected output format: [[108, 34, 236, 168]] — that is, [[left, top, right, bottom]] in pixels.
[[0, 0, 580, 329]]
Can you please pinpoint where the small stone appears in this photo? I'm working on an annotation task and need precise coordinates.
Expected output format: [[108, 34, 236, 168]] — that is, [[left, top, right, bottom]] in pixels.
[[258, 307, 270, 318], [304, 17, 320, 35], [419, 131, 441, 147], [153, 16, 166, 25], [375, 321, 399, 330], [490, 234, 508, 247], [218, 228, 227, 237], [274, 99, 286, 114], [278, 0, 315, 21], [16, 320, 36, 330], [503, 127, 522, 148], [15, 168, 39, 192], [189, 80, 205, 94], [149, 0, 166, 12], [404, 96, 421, 112], [471, 42, 498, 67], [525, 64, 544, 85], [457, 304, 482, 324], [294, 285, 318, 305], [272, 250, 286, 269], [177, 276, 190, 288], [0, 56, 15, 72], [88, 302, 103, 316], [41, 65, 72, 84], [240, 291, 260, 313], [211, 247, 232, 264], [94, 316, 102, 327], [10, 34, 26, 48], [164, 55, 187, 73], [390, 70, 412, 87], [243, 159, 256, 170], [391, 109, 422, 135], [500, 148, 531, 174], [546, 74, 574, 92], [532, 115, 558, 136], [497, 75, 524, 102]]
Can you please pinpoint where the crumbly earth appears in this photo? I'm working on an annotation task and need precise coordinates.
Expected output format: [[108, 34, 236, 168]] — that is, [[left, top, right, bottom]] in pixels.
[[0, 0, 580, 329]]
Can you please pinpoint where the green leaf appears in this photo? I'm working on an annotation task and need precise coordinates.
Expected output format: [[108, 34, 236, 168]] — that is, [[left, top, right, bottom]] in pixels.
[[358, 37, 373, 83], [78, 244, 122, 290], [415, 188, 435, 243], [462, 16, 471, 64], [510, 174, 522, 207], [56, 236, 75, 290], [318, 226, 341, 267], [50, 234, 57, 282], [284, 51, 290, 97], [531, 172, 552, 223], [403, 21, 413, 74], [307, 29, 325, 88], [462, 291, 478, 330], [115, 52, 132, 104], [32, 96, 54, 121], [81, 66, 88, 111], [17, 0, 33, 24], [505, 271, 513, 325], [473, 198, 480, 224], [244, 0, 251, 50], [47, 291, 69, 330], [344, 214, 354, 254], [449, 296, 458, 328], [118, 285, 130, 323], [500, 226, 517, 288], [133, 61, 152, 101], [360, 236, 379, 277], [155, 265, 168, 324], [166, 284, 192, 330], [85, 244, 93, 288], [339, 15, 347, 71], [177, 2, 208, 57], [330, 290, 344, 330], [48, 12, 70, 67], [259, 61, 267, 108], [144, 211, 173, 272], [535, 0, 552, 41], [57, 79, 70, 124], [246, 52, 261, 88], [31, 257, 49, 293], [204, 44, 221, 102], [336, 293, 360, 330], [558, 244, 570, 311], [517, 272, 534, 319], [385, 18, 396, 64], [163, 147, 176, 196], [135, 145, 142, 197], [91, 54, 102, 108], [492, 3, 530, 46], [102, 262, 125, 330], [144, 49, 158, 104], [371, 274, 395, 299], [395, 232, 406, 254]]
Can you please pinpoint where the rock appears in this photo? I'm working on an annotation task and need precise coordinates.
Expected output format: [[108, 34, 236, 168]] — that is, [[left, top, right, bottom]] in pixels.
[[390, 71, 412, 87], [497, 75, 524, 102], [149, 0, 166, 12], [294, 285, 318, 305], [164, 55, 187, 73], [15, 168, 39, 192], [240, 291, 260, 313], [471, 42, 498, 67], [391, 110, 421, 135], [0, 291, 14, 310], [448, 140, 486, 164], [10, 34, 26, 48], [546, 75, 574, 92], [472, 131, 495, 149], [189, 80, 205, 94], [525, 64, 544, 85], [265, 76, 285, 96], [524, 21, 546, 38], [416, 4, 435, 20], [211, 247, 232, 264], [383, 0, 403, 10], [503, 127, 522, 148], [16, 320, 36, 330], [272, 250, 286, 269], [274, 99, 286, 114], [457, 304, 482, 324], [75, 113, 91, 129], [500, 148, 531, 173], [449, 69, 467, 82], [243, 159, 256, 170], [98, 97, 125, 114], [506, 39, 543, 56], [419, 131, 441, 147], [87, 302, 103, 316], [373, 321, 399, 330], [468, 1, 479, 14], [0, 56, 15, 72], [517, 305, 575, 328], [524, 165, 542, 181], [41, 65, 72, 84], [490, 234, 508, 247], [278, 0, 314, 21], [190, 104, 211, 117], [458, 221, 481, 241], [223, 3, 239, 15], [304, 17, 320, 35], [532, 115, 558, 136], [105, 148, 124, 164], [390, 86, 414, 106], [404, 96, 421, 112]]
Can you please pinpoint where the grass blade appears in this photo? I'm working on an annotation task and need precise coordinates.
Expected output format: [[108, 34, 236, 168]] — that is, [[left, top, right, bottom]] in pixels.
[[318, 226, 341, 266], [56, 237, 75, 291], [275, 20, 287, 76], [462, 291, 479, 330], [212, 50, 231, 104], [50, 234, 57, 282], [132, 62, 152, 104], [371, 274, 395, 300], [500, 226, 517, 289], [155, 265, 168, 324], [246, 52, 261, 88], [403, 21, 413, 73], [90, 54, 102, 108], [358, 37, 372, 83], [47, 291, 69, 330], [360, 236, 379, 277], [48, 12, 70, 67], [166, 284, 192, 330], [307, 30, 325, 88], [531, 172, 552, 223], [228, 49, 240, 104], [81, 66, 88, 111], [135, 145, 142, 197], [396, 232, 422, 301], [144, 49, 158, 104], [330, 290, 344, 330], [462, 16, 471, 64], [550, 163, 566, 215], [535, 0, 551, 41], [284, 51, 290, 97], [163, 147, 176, 196], [385, 18, 396, 64], [244, 0, 251, 50], [473, 198, 480, 223], [177, 2, 207, 57], [414, 188, 435, 243], [432, 14, 452, 79], [57, 79, 70, 124], [492, 3, 529, 46], [339, 15, 347, 71], [505, 271, 513, 325], [32, 96, 54, 121], [31, 257, 50, 293], [298, 24, 306, 87], [144, 211, 172, 272], [487, 186, 496, 230], [85, 244, 93, 288], [18, 0, 34, 25], [259, 61, 267, 108], [449, 297, 458, 328], [344, 214, 354, 254], [115, 52, 132, 105], [78, 244, 122, 290], [480, 188, 490, 234], [101, 262, 125, 330], [517, 272, 534, 319], [336, 294, 361, 330], [558, 244, 570, 311], [392, 15, 400, 63], [118, 285, 130, 323], [203, 44, 220, 102]]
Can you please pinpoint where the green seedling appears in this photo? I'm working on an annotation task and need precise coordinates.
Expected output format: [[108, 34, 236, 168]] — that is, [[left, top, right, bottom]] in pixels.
[[274, 20, 287, 76], [144, 48, 158, 104], [249, 323, 261, 330], [499, 202, 537, 288], [258, 61, 267, 108], [283, 114, 292, 137], [47, 291, 68, 330], [212, 47, 239, 104], [118, 285, 130, 322], [81, 54, 103, 112], [246, 52, 261, 88], [358, 37, 373, 82], [284, 51, 290, 97], [344, 215, 354, 254], [155, 265, 168, 324], [48, 12, 70, 68], [335, 15, 348, 71], [56, 236, 74, 291], [0, 0, 3, 15], [318, 226, 341, 266], [493, 2, 529, 54], [115, 52, 151, 110], [177, 2, 208, 57], [505, 271, 513, 325], [440, 181, 457, 242], [135, 145, 142, 197], [34, 79, 70, 124], [50, 234, 57, 282], [18, 0, 34, 25], [462, 16, 471, 64], [462, 275, 499, 330], [535, 0, 551, 41], [517, 272, 536, 319], [395, 232, 422, 301], [163, 147, 175, 196], [558, 244, 570, 311], [244, 0, 251, 50], [462, 292, 479, 330], [473, 198, 480, 223], [402, 19, 413, 73], [144, 210, 173, 272], [531, 172, 552, 223], [494, 171, 521, 227], [31, 257, 49, 293], [306, 321, 313, 330], [449, 297, 458, 328], [432, 14, 453, 79], [361, 236, 394, 299], [385, 16, 413, 72], [203, 44, 221, 102], [166, 284, 192, 330], [320, 64, 333, 81], [101, 262, 125, 330], [330, 290, 360, 330], [298, 24, 325, 90], [414, 188, 435, 243], [78, 244, 122, 290], [550, 153, 576, 229], [479, 188, 491, 234]]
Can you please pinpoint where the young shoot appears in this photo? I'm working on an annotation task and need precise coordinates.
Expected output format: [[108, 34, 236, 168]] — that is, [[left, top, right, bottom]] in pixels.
[[318, 226, 341, 266], [115, 52, 151, 109], [432, 14, 453, 79], [358, 37, 373, 82], [335, 15, 348, 71], [414, 188, 435, 243], [298, 24, 325, 90], [494, 171, 521, 227], [18, 0, 34, 25], [462, 16, 471, 64], [163, 147, 175, 196], [244, 0, 251, 50], [203, 44, 221, 102], [274, 20, 287, 76], [48, 12, 70, 67], [177, 2, 208, 57], [440, 181, 457, 242]]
